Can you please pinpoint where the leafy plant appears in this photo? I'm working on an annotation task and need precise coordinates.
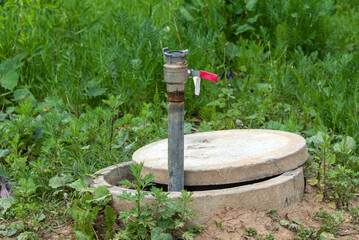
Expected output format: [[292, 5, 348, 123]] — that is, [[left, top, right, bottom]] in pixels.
[[245, 227, 257, 236], [102, 94, 124, 154], [313, 210, 346, 235], [349, 208, 359, 224], [326, 166, 359, 208], [307, 132, 334, 198], [307, 132, 359, 207], [0, 222, 25, 238], [267, 209, 279, 222], [116, 163, 156, 239], [116, 162, 198, 240], [70, 186, 115, 239], [280, 219, 321, 239], [15, 231, 39, 240], [257, 233, 274, 240]]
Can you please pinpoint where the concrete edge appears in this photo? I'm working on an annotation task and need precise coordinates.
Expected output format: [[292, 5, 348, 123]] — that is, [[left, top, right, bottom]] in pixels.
[[139, 144, 308, 186], [93, 162, 304, 225]]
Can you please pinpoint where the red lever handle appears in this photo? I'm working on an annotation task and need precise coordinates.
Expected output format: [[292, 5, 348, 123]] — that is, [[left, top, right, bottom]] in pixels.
[[200, 71, 218, 82]]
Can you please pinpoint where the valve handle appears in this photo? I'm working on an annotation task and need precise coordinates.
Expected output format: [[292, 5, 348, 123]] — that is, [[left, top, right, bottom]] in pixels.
[[189, 70, 217, 96], [199, 71, 218, 82]]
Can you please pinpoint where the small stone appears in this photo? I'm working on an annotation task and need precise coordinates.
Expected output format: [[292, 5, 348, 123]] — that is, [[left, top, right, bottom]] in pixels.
[[235, 119, 244, 128]]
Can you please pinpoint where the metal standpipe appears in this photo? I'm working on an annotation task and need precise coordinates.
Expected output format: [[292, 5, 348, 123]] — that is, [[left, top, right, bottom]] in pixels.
[[162, 47, 218, 191], [163, 47, 189, 192]]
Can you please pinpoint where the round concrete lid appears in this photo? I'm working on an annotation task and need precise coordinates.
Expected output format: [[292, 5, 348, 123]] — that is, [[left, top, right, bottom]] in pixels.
[[132, 129, 308, 186]]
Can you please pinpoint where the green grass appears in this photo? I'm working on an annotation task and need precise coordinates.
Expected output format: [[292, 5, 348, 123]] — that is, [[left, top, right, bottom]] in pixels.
[[1, 0, 359, 239]]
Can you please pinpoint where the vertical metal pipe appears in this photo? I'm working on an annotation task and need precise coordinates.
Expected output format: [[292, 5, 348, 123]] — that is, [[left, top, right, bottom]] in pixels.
[[163, 47, 189, 192], [168, 102, 184, 191], [166, 89, 186, 192]]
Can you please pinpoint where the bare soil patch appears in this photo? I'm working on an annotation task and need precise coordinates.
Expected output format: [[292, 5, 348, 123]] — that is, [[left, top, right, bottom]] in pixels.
[[196, 181, 359, 240], [40, 224, 74, 240]]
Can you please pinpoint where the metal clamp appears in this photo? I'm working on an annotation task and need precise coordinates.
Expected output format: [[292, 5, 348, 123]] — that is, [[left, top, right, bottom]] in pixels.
[[163, 47, 189, 63]]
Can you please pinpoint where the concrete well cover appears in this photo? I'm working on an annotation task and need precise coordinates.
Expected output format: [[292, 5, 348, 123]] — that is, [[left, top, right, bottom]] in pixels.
[[132, 129, 308, 186]]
